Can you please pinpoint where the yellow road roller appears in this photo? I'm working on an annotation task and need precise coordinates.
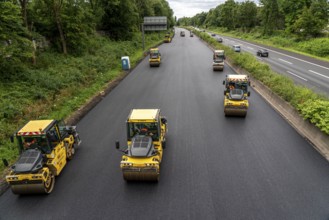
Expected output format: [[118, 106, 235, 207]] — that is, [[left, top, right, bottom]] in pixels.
[[164, 33, 171, 43], [223, 75, 250, 117], [4, 120, 81, 194], [116, 109, 167, 182], [149, 48, 161, 67], [213, 50, 225, 71]]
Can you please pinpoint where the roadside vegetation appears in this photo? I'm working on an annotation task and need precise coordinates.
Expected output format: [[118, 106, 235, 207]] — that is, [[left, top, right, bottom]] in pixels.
[[192, 29, 329, 135], [178, 0, 329, 59], [0, 0, 174, 174], [208, 28, 329, 60]]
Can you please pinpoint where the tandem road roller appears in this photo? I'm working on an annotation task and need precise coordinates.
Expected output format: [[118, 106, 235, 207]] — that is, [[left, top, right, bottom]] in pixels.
[[149, 48, 161, 67], [116, 109, 168, 182], [4, 120, 81, 194], [223, 75, 250, 117]]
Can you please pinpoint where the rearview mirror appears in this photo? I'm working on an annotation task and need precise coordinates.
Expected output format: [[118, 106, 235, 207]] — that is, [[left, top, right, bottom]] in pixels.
[[161, 117, 167, 124]]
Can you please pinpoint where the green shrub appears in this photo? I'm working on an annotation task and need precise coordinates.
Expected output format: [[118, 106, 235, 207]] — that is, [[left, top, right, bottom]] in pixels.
[[299, 100, 329, 134]]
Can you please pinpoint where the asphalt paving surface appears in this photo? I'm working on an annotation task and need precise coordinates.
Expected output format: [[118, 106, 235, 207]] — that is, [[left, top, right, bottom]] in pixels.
[[0, 28, 329, 220]]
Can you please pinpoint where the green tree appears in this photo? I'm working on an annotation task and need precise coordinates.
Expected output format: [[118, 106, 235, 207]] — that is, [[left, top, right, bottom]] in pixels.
[[292, 4, 327, 38], [31, 0, 95, 54], [0, 2, 32, 79], [259, 0, 282, 34], [205, 8, 220, 27], [281, 0, 312, 33], [100, 0, 139, 40], [237, 1, 258, 31], [219, 0, 238, 30]]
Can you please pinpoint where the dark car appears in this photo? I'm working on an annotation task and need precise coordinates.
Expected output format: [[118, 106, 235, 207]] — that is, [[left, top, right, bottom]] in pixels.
[[217, 37, 223, 43], [211, 33, 216, 36], [256, 49, 269, 57]]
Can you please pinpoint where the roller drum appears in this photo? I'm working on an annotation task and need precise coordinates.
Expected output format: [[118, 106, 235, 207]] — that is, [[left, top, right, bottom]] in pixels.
[[10, 173, 55, 194], [224, 108, 247, 117], [122, 168, 159, 182]]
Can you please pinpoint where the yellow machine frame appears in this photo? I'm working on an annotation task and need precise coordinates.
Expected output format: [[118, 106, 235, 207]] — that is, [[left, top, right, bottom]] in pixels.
[[164, 33, 171, 43], [118, 109, 167, 181], [5, 120, 79, 194], [223, 75, 250, 117]]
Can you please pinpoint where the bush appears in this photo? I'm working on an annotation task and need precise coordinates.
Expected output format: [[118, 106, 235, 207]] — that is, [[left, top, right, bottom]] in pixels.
[[297, 38, 329, 58], [299, 100, 329, 134]]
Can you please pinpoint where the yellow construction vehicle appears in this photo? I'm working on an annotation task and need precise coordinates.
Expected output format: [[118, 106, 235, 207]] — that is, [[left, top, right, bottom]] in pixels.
[[213, 50, 225, 71], [4, 120, 81, 194], [164, 33, 171, 43], [116, 109, 167, 182], [223, 75, 250, 117], [149, 48, 161, 67]]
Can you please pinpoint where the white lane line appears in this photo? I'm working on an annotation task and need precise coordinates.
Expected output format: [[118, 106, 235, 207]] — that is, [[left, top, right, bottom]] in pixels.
[[279, 58, 293, 65], [227, 38, 329, 71], [287, 71, 308, 81], [247, 46, 254, 50], [309, 70, 329, 79]]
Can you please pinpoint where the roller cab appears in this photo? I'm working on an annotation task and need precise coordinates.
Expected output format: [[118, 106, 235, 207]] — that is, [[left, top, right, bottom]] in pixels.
[[5, 120, 81, 194], [223, 75, 250, 117], [116, 109, 167, 182]]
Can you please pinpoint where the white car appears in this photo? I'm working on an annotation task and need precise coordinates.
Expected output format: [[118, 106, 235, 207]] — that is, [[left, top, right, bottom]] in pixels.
[[233, 45, 241, 52]]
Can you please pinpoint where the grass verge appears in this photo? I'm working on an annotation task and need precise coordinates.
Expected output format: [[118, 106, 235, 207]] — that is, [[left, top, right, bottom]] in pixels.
[[207, 27, 329, 62]]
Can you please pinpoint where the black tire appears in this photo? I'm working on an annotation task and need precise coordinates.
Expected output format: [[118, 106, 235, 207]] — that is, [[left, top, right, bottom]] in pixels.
[[67, 145, 75, 160], [44, 171, 55, 194]]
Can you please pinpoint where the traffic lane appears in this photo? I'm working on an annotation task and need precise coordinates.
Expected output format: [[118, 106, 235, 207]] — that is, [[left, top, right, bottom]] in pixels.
[[220, 35, 329, 69], [222, 36, 329, 81], [220, 36, 329, 96], [262, 57, 329, 95]]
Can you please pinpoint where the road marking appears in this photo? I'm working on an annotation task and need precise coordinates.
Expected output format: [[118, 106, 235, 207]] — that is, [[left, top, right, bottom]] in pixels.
[[279, 58, 292, 65], [309, 70, 329, 79], [226, 37, 329, 71], [247, 46, 254, 50], [287, 71, 308, 81]]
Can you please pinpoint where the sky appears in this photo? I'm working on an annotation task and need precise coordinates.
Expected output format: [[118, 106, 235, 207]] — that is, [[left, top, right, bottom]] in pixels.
[[167, 0, 259, 19]]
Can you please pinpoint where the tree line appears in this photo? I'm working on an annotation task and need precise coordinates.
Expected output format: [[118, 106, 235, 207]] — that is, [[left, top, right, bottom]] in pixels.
[[0, 0, 174, 78], [177, 0, 328, 38]]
